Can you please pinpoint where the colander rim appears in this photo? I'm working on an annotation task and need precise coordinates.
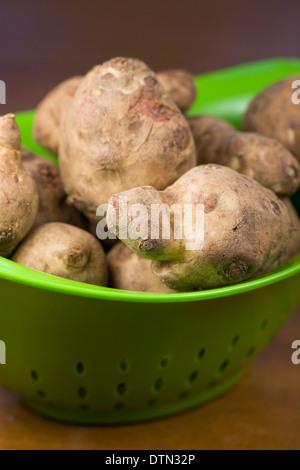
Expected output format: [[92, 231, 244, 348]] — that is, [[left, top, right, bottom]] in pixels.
[[1, 254, 300, 303]]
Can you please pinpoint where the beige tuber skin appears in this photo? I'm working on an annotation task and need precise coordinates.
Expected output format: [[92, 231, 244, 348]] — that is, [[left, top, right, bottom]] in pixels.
[[22, 149, 88, 230], [34, 69, 196, 156], [188, 115, 300, 196], [0, 114, 39, 258], [107, 165, 292, 291], [59, 57, 196, 223], [284, 199, 300, 259], [267, 199, 300, 271], [157, 69, 197, 113], [244, 75, 300, 161], [34, 76, 83, 155], [12, 222, 108, 286], [107, 242, 175, 293]]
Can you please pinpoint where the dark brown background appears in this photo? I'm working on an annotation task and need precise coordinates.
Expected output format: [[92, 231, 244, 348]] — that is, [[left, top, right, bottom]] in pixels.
[[1, 0, 300, 112], [1, 0, 300, 450]]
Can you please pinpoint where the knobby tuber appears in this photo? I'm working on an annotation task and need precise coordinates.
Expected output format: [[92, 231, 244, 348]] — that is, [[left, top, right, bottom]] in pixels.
[[0, 114, 39, 257], [107, 165, 292, 291], [59, 57, 196, 223], [12, 222, 108, 286], [34, 76, 83, 154], [107, 242, 175, 293], [244, 75, 300, 161], [22, 149, 87, 230], [157, 69, 197, 112], [188, 115, 300, 196]]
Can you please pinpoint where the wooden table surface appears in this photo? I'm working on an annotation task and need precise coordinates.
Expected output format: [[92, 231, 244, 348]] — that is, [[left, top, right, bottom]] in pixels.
[[0, 307, 299, 450]]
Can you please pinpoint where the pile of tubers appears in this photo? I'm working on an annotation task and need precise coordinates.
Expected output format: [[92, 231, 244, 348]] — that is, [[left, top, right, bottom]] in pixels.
[[1, 58, 300, 292]]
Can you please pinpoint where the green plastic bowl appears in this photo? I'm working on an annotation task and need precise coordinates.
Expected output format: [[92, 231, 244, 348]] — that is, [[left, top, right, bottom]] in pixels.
[[1, 58, 300, 425]]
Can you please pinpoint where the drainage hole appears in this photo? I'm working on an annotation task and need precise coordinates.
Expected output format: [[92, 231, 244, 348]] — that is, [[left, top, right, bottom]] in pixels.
[[160, 357, 169, 369], [80, 404, 89, 411], [117, 383, 127, 397], [179, 391, 189, 399], [208, 380, 218, 389], [246, 346, 256, 358], [78, 387, 87, 399], [154, 378, 164, 392], [119, 359, 129, 373], [231, 336, 239, 348], [220, 360, 229, 373], [31, 371, 39, 382], [189, 371, 199, 384], [148, 398, 158, 407], [115, 402, 125, 410], [260, 320, 268, 332], [198, 348, 206, 361], [37, 390, 47, 398], [76, 362, 85, 375]]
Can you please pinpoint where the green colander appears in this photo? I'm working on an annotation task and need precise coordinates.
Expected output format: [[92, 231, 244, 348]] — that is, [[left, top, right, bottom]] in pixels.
[[0, 58, 300, 425]]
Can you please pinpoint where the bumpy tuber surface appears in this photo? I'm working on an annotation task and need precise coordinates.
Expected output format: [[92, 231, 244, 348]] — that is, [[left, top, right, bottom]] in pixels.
[[244, 75, 300, 161], [22, 149, 87, 230], [59, 57, 196, 223], [12, 222, 108, 286], [107, 242, 175, 293], [34, 76, 83, 154], [188, 115, 300, 196], [267, 199, 300, 270], [157, 69, 197, 112], [107, 165, 292, 291], [0, 114, 39, 257]]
